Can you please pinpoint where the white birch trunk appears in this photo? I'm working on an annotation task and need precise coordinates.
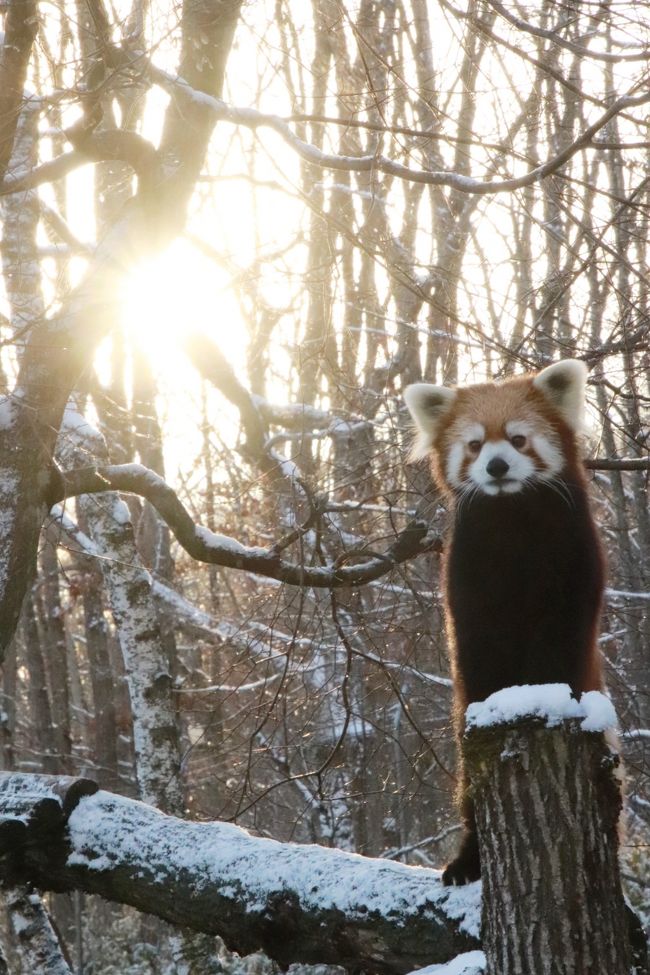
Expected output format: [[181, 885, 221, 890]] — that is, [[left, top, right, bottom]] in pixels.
[[59, 410, 183, 815], [5, 885, 71, 975], [78, 488, 183, 813]]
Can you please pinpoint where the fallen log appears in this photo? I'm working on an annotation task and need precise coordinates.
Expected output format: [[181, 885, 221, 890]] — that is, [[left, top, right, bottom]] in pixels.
[[0, 773, 479, 974]]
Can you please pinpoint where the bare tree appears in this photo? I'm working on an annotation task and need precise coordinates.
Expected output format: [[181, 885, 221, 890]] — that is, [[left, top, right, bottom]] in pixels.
[[0, 0, 648, 970]]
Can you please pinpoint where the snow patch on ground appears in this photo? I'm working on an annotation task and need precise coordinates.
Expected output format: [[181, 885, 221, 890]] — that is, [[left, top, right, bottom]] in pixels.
[[408, 950, 486, 974], [465, 684, 617, 733]]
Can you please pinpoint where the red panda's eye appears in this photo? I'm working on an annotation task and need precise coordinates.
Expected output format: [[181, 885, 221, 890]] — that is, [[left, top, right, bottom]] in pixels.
[[467, 440, 482, 453], [511, 434, 527, 450]]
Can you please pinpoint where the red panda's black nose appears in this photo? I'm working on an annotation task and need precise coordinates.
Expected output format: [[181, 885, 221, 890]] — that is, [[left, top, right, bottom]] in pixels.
[[486, 456, 510, 479]]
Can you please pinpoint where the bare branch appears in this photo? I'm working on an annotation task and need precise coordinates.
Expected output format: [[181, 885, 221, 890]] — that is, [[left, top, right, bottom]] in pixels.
[[0, 150, 88, 197], [51, 452, 649, 591], [484, 0, 650, 63], [586, 458, 650, 472], [184, 333, 267, 460], [149, 64, 650, 195], [54, 463, 440, 587]]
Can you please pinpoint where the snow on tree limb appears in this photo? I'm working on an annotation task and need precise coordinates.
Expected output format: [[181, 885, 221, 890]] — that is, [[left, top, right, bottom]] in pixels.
[[4, 60, 650, 205], [50, 506, 456, 690], [53, 463, 441, 587], [483, 0, 650, 63], [0, 773, 479, 974], [0, 2, 245, 668], [50, 455, 650, 598], [0, 150, 88, 197], [148, 64, 650, 195]]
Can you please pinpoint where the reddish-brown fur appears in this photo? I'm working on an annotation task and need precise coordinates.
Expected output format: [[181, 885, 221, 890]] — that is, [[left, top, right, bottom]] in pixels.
[[427, 373, 605, 885]]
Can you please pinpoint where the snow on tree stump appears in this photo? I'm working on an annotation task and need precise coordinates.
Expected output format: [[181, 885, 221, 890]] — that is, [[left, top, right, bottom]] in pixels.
[[463, 685, 641, 975]]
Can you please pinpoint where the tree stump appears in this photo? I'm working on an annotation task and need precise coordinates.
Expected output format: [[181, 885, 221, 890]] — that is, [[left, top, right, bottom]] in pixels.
[[463, 693, 637, 975]]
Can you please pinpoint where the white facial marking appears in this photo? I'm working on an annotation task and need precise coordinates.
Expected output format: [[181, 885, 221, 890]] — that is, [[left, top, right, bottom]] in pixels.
[[530, 433, 564, 478], [464, 422, 485, 444], [505, 420, 531, 440], [446, 423, 485, 488], [446, 441, 466, 488], [447, 418, 566, 496]]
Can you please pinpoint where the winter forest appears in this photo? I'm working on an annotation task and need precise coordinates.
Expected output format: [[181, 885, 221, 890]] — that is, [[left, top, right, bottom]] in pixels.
[[0, 0, 648, 971]]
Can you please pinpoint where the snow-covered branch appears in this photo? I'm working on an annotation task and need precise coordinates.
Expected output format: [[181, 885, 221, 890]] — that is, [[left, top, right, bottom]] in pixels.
[[149, 64, 650, 195], [2, 61, 649, 212], [0, 150, 87, 197], [54, 463, 440, 588], [0, 773, 480, 974]]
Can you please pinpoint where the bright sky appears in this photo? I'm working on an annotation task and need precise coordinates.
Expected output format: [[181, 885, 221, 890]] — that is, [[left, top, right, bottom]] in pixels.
[[1, 0, 644, 474]]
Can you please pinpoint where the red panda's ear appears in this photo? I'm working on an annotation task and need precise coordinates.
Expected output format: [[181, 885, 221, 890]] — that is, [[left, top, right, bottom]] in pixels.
[[532, 359, 587, 431], [403, 383, 456, 460]]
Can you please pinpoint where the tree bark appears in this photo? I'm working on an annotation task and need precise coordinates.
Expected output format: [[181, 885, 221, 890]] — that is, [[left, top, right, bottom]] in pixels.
[[5, 885, 72, 975], [22, 596, 59, 775], [0, 0, 38, 181], [39, 535, 72, 772], [75, 507, 120, 791], [464, 716, 643, 975], [0, 773, 479, 974], [58, 408, 183, 815]]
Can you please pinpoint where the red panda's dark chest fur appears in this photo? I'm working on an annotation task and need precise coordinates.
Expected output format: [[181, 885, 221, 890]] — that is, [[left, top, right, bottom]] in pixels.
[[445, 478, 605, 709]]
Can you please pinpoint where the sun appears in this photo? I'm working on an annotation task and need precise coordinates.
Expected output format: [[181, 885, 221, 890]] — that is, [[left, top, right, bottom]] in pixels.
[[116, 236, 253, 473], [120, 237, 247, 375]]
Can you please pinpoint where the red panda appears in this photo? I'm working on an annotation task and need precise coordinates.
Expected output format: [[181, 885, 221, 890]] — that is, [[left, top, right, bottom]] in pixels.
[[404, 360, 605, 886]]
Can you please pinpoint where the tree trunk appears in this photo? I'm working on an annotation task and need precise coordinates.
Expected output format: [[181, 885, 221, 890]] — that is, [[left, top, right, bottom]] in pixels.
[[22, 596, 58, 775], [0, 0, 244, 666], [464, 715, 641, 975], [39, 535, 72, 772], [77, 487, 184, 814], [5, 885, 72, 975], [75, 506, 120, 791]]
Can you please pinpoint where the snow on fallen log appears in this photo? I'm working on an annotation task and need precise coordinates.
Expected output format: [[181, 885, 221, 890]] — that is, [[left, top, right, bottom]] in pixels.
[[0, 772, 98, 815], [408, 950, 486, 975], [0, 773, 98, 874], [0, 774, 479, 974]]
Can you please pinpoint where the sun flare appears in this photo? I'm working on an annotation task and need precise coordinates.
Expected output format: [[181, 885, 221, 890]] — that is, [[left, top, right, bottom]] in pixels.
[[120, 238, 247, 375]]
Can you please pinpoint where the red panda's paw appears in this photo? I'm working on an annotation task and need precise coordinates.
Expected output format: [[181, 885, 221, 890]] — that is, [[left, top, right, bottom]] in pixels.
[[441, 857, 481, 886], [441, 832, 481, 886]]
